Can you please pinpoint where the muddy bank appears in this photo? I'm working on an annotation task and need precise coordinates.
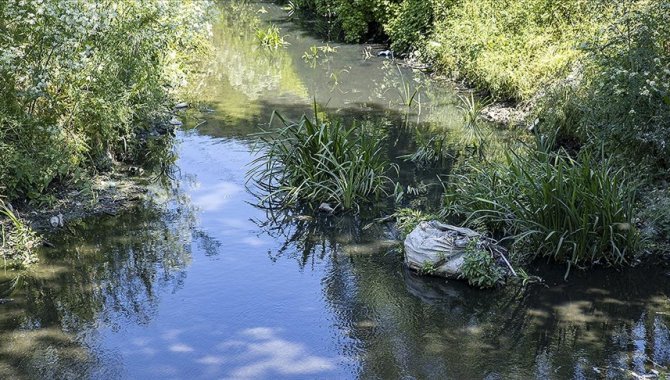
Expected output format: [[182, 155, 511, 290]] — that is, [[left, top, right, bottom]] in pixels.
[[0, 167, 163, 268], [18, 169, 155, 235]]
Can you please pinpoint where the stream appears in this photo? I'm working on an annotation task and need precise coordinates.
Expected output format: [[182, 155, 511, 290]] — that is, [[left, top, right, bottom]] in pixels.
[[2, 2, 670, 379]]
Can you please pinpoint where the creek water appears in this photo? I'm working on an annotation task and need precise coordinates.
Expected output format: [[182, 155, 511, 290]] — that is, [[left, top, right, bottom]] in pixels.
[[2, 2, 670, 379]]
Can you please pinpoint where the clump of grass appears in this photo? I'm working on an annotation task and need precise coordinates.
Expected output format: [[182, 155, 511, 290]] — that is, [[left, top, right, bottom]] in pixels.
[[445, 147, 641, 277], [256, 25, 289, 49], [455, 92, 491, 152], [0, 200, 41, 268], [401, 134, 449, 169], [248, 109, 397, 212], [396, 64, 421, 110]]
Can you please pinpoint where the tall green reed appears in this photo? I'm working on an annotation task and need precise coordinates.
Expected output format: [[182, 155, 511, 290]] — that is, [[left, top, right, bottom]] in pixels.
[[247, 108, 397, 212], [445, 147, 641, 277]]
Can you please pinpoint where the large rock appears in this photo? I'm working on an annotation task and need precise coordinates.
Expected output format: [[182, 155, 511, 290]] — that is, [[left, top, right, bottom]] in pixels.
[[403, 221, 482, 278]]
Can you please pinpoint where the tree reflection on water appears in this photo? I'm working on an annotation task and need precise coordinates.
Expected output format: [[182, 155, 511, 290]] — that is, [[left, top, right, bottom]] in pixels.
[[0, 186, 211, 378]]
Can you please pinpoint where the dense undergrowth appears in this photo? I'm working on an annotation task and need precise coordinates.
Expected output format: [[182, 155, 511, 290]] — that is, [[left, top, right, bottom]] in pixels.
[[0, 0, 214, 264], [0, 0, 213, 202], [445, 146, 641, 275]]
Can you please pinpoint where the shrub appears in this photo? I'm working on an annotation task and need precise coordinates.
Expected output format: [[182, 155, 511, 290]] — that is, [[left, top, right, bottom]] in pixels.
[[248, 109, 397, 212], [431, 0, 602, 100], [0, 0, 214, 201], [281, 0, 394, 42], [385, 0, 434, 52], [580, 0, 670, 170], [445, 147, 641, 276]]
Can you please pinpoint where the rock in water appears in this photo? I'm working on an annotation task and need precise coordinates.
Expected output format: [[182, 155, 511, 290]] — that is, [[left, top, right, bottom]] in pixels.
[[318, 203, 335, 213], [377, 50, 393, 58], [404, 221, 481, 278], [169, 117, 183, 126], [50, 213, 64, 228]]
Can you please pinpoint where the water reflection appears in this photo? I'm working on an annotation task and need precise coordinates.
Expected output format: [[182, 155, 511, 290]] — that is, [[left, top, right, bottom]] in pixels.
[[0, 188, 205, 378]]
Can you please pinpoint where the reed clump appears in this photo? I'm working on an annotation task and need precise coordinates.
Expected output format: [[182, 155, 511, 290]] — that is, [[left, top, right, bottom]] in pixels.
[[248, 111, 397, 212], [445, 148, 641, 276]]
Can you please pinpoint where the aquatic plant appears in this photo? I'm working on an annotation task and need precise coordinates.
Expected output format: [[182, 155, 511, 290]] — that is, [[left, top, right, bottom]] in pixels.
[[455, 92, 491, 154], [248, 108, 397, 212], [256, 25, 289, 49], [392, 208, 436, 237], [460, 240, 505, 289], [0, 200, 40, 268], [445, 148, 641, 277], [401, 133, 449, 169], [395, 64, 422, 112], [302, 44, 338, 67]]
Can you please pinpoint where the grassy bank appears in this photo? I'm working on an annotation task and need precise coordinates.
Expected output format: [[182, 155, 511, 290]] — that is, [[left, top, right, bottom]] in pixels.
[[0, 0, 214, 264]]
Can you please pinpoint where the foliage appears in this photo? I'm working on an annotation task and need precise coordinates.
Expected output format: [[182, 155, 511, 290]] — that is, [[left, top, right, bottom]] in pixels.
[[401, 134, 449, 168], [0, 0, 214, 201], [248, 109, 398, 212], [639, 188, 670, 244], [0, 200, 41, 268], [445, 147, 641, 276], [431, 0, 605, 100], [392, 208, 435, 237], [256, 25, 289, 49], [279, 0, 395, 42], [460, 240, 505, 288], [384, 0, 435, 52], [455, 92, 491, 153], [419, 260, 437, 275], [569, 0, 670, 169]]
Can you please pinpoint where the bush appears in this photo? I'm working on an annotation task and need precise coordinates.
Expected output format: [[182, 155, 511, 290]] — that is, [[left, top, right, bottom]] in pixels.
[[445, 147, 641, 275], [431, 0, 604, 100], [248, 110, 397, 212], [0, 0, 213, 201], [579, 0, 670, 170], [385, 0, 434, 52]]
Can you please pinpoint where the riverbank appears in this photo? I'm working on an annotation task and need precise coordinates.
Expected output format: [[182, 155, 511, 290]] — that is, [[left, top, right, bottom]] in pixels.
[[0, 164, 168, 268], [0, 1, 214, 264]]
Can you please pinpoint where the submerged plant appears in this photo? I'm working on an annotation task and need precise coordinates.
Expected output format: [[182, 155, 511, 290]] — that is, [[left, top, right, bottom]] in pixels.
[[445, 148, 641, 277], [248, 108, 397, 212]]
